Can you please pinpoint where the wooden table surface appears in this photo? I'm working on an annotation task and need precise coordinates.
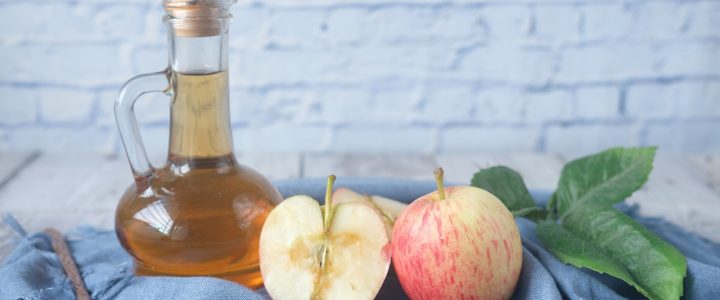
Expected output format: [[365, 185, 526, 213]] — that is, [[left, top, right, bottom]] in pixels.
[[1, 152, 719, 261]]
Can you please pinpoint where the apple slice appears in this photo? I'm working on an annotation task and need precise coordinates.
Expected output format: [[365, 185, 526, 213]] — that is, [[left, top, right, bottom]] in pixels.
[[260, 176, 391, 300], [332, 187, 371, 206], [332, 188, 408, 237], [370, 195, 407, 222]]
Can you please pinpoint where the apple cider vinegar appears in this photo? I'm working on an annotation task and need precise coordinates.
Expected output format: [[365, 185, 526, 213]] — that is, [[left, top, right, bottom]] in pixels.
[[115, 70, 282, 288], [114, 1, 284, 287]]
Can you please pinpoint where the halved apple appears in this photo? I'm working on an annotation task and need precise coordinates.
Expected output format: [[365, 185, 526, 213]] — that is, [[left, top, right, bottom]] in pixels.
[[259, 177, 392, 300]]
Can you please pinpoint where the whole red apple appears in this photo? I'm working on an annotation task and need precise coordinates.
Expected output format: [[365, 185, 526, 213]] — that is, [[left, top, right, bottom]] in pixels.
[[392, 168, 522, 300]]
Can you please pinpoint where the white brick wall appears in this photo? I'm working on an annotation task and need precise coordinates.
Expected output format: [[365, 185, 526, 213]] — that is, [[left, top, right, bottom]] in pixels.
[[0, 0, 718, 155]]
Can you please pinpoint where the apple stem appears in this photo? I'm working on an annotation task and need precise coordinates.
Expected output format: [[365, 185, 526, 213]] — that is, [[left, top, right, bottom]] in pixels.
[[320, 175, 336, 272], [324, 175, 336, 231], [434, 168, 446, 201]]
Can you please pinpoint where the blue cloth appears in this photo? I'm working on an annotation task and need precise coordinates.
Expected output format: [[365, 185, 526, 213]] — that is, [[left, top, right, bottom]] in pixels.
[[1, 178, 719, 299]]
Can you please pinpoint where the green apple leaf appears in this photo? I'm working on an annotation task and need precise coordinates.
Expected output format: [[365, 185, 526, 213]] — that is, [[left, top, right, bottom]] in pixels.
[[471, 166, 545, 221], [511, 207, 545, 218], [541, 147, 686, 300], [470, 147, 686, 299], [555, 147, 656, 220], [538, 206, 686, 300]]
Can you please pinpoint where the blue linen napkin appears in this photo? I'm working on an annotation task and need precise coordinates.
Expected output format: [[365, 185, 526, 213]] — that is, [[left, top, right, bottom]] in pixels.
[[1, 178, 719, 299]]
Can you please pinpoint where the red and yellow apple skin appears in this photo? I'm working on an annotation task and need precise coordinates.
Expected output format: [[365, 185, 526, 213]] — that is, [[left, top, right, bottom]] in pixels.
[[391, 186, 522, 300]]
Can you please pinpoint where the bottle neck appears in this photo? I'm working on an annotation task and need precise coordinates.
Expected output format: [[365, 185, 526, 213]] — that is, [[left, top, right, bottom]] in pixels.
[[168, 25, 229, 74], [166, 26, 235, 164]]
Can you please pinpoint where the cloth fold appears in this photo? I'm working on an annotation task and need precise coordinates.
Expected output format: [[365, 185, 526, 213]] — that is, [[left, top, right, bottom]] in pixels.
[[1, 178, 719, 299]]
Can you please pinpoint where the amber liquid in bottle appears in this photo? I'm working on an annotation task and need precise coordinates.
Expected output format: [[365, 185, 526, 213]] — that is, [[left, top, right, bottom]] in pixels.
[[115, 71, 282, 288]]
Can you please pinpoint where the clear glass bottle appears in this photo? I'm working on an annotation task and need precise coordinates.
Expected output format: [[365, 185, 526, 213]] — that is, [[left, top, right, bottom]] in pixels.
[[114, 0, 281, 288]]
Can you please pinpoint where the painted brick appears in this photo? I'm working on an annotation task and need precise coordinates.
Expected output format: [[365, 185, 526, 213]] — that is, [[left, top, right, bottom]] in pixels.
[[231, 7, 269, 46], [629, 2, 687, 39], [0, 1, 719, 154], [645, 122, 720, 153], [0, 87, 36, 125], [268, 9, 326, 45], [422, 84, 475, 124], [0, 3, 145, 39], [581, 4, 633, 40], [555, 44, 658, 83], [38, 89, 95, 124], [144, 5, 167, 42], [138, 126, 170, 163], [324, 8, 367, 44], [432, 8, 486, 40], [684, 2, 720, 38], [97, 88, 170, 130], [233, 125, 329, 152], [259, 89, 314, 124], [545, 124, 640, 155], [345, 44, 456, 78], [306, 87, 371, 125], [135, 93, 172, 125], [460, 46, 554, 84], [533, 5, 580, 40], [233, 49, 347, 84], [626, 83, 676, 119], [367, 7, 437, 43], [627, 81, 720, 119], [132, 46, 167, 75], [575, 87, 620, 120], [439, 127, 539, 153], [367, 85, 421, 124], [97, 90, 118, 127], [332, 127, 433, 153], [474, 88, 525, 124], [98, 85, 170, 126], [671, 82, 720, 118], [480, 5, 531, 39], [658, 41, 720, 77], [229, 88, 269, 125], [524, 90, 574, 123], [308, 86, 422, 126], [0, 43, 131, 86]]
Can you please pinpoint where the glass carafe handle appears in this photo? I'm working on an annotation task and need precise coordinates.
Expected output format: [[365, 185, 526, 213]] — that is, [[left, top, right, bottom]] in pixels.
[[115, 69, 170, 179]]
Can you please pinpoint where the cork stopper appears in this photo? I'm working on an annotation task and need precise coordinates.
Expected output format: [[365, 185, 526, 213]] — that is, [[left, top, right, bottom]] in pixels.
[[163, 0, 236, 37]]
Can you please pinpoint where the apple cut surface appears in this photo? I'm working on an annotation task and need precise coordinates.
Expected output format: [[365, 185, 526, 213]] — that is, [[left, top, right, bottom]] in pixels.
[[259, 196, 391, 300], [317, 202, 391, 299], [332, 188, 370, 206], [332, 188, 408, 238], [259, 195, 324, 300]]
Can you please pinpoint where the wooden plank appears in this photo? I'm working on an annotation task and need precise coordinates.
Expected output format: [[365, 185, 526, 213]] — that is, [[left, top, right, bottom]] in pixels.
[[0, 152, 37, 188], [624, 155, 720, 243], [0, 154, 131, 213], [0, 153, 299, 210], [302, 154, 437, 180], [0, 153, 300, 262], [436, 153, 565, 191], [688, 154, 720, 194], [0, 152, 40, 262]]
